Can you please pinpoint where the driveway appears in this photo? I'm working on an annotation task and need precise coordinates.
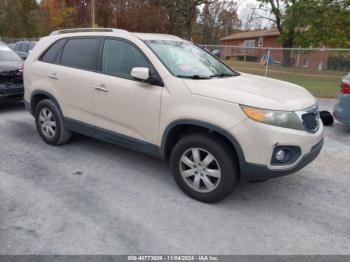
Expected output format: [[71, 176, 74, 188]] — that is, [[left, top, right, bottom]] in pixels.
[[0, 99, 349, 255]]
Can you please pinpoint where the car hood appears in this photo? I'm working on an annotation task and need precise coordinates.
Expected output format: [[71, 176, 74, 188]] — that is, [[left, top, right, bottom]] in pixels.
[[183, 73, 316, 111], [0, 61, 23, 85], [0, 61, 22, 72]]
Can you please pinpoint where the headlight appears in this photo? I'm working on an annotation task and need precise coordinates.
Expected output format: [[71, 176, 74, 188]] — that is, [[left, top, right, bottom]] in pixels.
[[240, 105, 304, 130]]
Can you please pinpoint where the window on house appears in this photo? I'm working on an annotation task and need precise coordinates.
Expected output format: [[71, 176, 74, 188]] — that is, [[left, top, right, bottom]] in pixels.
[[243, 40, 255, 48], [303, 58, 309, 68], [258, 37, 264, 47]]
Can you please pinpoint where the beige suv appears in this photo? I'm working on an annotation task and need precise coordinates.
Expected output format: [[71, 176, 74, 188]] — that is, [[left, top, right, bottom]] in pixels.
[[24, 28, 324, 203]]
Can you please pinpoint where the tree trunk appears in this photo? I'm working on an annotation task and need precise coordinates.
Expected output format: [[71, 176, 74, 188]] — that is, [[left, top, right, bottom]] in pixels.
[[282, 37, 294, 67]]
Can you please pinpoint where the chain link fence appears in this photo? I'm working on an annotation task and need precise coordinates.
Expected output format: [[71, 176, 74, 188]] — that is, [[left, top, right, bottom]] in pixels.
[[0, 37, 39, 44], [202, 45, 350, 98], [1, 37, 348, 98]]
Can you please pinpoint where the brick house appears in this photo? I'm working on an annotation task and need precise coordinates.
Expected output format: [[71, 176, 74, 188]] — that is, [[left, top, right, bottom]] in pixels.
[[220, 29, 329, 70]]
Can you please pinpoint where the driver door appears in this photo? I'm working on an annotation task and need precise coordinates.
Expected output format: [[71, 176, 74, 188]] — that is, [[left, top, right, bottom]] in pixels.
[[92, 38, 163, 145]]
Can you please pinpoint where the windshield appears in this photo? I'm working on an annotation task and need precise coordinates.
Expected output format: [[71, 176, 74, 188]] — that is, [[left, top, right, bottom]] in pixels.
[[145, 40, 238, 79], [0, 45, 22, 61]]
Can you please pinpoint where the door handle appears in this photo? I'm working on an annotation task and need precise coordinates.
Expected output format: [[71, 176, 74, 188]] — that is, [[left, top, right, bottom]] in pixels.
[[94, 84, 109, 92], [48, 73, 59, 80]]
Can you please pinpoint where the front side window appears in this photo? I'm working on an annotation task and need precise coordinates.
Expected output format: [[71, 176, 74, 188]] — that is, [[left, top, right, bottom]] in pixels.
[[102, 39, 149, 79], [145, 40, 237, 79], [61, 38, 100, 71]]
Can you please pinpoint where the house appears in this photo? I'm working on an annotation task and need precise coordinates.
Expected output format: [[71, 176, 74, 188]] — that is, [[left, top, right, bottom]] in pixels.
[[221, 29, 281, 49], [220, 29, 329, 70]]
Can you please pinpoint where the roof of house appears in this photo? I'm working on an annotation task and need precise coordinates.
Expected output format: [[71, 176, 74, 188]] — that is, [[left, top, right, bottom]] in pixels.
[[221, 29, 280, 41]]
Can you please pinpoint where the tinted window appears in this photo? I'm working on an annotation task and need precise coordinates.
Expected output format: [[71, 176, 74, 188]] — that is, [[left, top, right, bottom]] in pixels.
[[20, 43, 28, 52], [61, 38, 100, 71], [29, 42, 37, 50], [14, 43, 21, 51], [102, 39, 149, 79], [41, 39, 67, 64]]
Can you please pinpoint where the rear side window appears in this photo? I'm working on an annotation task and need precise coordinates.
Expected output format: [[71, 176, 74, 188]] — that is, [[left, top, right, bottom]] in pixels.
[[61, 38, 100, 71], [41, 39, 67, 64]]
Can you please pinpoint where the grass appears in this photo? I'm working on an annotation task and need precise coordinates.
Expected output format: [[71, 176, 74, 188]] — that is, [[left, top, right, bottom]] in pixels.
[[225, 61, 343, 98]]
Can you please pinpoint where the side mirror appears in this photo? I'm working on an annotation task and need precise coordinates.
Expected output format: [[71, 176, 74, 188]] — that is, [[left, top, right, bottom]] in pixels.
[[131, 67, 150, 81]]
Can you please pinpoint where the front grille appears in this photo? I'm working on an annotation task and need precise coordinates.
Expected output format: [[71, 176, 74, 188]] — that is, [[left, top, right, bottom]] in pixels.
[[302, 112, 318, 132]]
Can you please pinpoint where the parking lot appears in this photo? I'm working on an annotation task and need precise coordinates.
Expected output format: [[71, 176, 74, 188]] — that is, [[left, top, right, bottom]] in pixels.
[[0, 99, 349, 255]]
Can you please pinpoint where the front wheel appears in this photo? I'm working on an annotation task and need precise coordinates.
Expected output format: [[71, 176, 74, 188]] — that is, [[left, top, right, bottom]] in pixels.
[[170, 133, 239, 203]]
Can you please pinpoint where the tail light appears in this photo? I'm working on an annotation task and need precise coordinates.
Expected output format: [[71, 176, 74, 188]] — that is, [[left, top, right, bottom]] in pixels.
[[19, 63, 24, 80], [341, 81, 350, 94]]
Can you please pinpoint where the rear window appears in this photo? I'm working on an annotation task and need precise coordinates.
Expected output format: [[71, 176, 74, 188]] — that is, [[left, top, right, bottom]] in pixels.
[[14, 43, 21, 51], [41, 39, 67, 64], [60, 38, 100, 71], [20, 43, 28, 52]]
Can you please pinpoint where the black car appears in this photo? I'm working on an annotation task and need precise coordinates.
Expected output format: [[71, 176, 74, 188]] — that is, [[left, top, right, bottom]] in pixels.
[[13, 40, 37, 60], [0, 42, 24, 105]]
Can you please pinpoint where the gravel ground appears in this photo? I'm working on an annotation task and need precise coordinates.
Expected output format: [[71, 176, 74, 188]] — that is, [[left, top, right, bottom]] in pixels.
[[0, 99, 349, 255]]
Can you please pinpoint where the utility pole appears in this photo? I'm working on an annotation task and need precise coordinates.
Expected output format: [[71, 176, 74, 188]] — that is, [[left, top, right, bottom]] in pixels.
[[91, 0, 96, 28]]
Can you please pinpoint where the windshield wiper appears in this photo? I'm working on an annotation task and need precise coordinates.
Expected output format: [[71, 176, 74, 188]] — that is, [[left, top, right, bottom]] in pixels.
[[209, 73, 235, 78], [176, 74, 210, 79]]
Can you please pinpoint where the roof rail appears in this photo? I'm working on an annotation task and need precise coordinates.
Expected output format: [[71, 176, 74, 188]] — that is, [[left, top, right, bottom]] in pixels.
[[50, 28, 129, 36]]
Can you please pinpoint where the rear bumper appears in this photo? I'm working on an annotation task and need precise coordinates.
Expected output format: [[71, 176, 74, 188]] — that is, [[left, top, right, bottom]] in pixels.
[[243, 138, 324, 181], [333, 95, 350, 125]]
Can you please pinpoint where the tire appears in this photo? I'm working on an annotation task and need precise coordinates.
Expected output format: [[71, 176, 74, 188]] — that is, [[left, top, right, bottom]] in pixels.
[[170, 133, 239, 203], [34, 99, 71, 146]]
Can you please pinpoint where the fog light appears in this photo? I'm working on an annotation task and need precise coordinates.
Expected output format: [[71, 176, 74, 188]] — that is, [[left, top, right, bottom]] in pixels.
[[275, 149, 286, 161], [271, 146, 301, 166]]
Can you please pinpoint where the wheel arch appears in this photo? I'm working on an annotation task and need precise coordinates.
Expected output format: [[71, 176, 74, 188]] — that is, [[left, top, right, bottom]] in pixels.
[[30, 90, 63, 116], [160, 120, 246, 173]]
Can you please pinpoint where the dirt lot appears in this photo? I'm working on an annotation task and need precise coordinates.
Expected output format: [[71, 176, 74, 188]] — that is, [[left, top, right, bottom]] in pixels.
[[0, 99, 349, 255]]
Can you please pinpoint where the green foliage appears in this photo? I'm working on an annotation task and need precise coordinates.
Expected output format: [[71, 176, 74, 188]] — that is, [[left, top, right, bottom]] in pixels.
[[295, 0, 350, 48], [257, 0, 350, 48], [0, 0, 40, 38]]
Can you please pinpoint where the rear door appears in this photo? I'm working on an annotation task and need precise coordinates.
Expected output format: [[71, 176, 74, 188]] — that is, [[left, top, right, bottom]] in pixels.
[[48, 37, 101, 126]]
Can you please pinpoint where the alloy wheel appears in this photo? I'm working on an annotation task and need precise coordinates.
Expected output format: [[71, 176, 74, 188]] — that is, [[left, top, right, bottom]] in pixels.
[[39, 107, 57, 138], [179, 147, 221, 193]]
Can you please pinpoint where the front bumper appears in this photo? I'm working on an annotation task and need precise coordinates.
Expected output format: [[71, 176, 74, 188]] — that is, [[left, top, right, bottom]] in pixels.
[[0, 84, 24, 104], [229, 117, 324, 182], [243, 138, 323, 181]]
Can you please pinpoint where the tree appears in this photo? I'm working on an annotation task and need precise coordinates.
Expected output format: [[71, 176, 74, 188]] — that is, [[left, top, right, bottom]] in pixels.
[[161, 0, 210, 39], [240, 2, 265, 30], [41, 0, 77, 32], [256, 0, 350, 65], [200, 0, 241, 44], [0, 0, 40, 38], [295, 0, 350, 48]]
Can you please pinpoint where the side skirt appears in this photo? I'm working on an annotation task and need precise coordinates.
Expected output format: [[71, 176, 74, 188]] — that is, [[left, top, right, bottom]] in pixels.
[[64, 118, 161, 158]]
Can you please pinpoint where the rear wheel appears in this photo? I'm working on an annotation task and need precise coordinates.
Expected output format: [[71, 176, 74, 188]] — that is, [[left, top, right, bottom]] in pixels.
[[35, 99, 71, 146], [170, 133, 239, 203]]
